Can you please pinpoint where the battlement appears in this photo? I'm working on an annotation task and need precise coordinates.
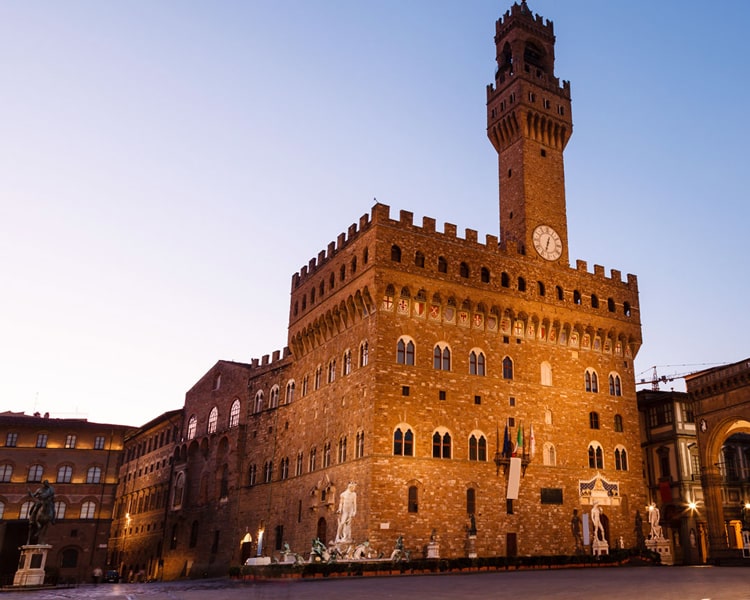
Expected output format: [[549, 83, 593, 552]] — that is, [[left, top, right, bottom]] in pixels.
[[292, 203, 638, 291], [249, 347, 292, 370], [497, 1, 554, 39]]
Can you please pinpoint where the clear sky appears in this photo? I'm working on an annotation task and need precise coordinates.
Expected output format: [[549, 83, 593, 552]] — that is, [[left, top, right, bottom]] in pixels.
[[1, 1, 748, 426]]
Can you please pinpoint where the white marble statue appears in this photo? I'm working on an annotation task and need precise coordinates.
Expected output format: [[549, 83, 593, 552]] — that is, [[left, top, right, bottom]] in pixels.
[[649, 506, 663, 540], [336, 482, 357, 543], [590, 502, 606, 542]]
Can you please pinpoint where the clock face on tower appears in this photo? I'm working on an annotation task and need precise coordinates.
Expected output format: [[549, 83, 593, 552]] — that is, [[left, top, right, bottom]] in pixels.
[[532, 225, 562, 261]]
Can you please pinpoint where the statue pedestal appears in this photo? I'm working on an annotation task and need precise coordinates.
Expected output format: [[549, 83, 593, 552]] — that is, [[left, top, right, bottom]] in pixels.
[[426, 541, 440, 559], [466, 534, 477, 559], [14, 544, 52, 587], [592, 538, 609, 557], [646, 536, 673, 565]]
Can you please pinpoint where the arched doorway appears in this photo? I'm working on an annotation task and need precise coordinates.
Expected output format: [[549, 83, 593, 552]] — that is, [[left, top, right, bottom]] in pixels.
[[316, 517, 327, 544], [696, 418, 750, 561]]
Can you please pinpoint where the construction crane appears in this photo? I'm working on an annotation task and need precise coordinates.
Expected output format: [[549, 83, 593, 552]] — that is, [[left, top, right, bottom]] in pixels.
[[636, 364, 726, 391]]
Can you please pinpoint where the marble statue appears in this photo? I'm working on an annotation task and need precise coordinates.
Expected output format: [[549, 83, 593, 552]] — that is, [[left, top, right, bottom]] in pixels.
[[648, 506, 663, 540], [590, 502, 605, 542], [335, 482, 357, 543]]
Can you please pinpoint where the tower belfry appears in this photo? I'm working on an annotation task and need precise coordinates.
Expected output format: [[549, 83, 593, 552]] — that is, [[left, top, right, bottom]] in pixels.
[[487, 1, 573, 264]]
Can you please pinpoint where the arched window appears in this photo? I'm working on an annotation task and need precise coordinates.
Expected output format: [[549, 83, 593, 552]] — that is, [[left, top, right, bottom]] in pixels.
[[343, 350, 352, 375], [433, 344, 451, 371], [437, 256, 448, 273], [20, 501, 33, 519], [359, 341, 369, 367], [556, 285, 564, 300], [589, 412, 600, 430], [229, 399, 241, 427], [541, 361, 552, 386], [432, 431, 451, 459], [467, 488, 476, 515], [393, 427, 414, 456], [295, 453, 303, 477], [624, 302, 631, 317], [248, 464, 257, 486], [501, 272, 510, 288], [253, 391, 264, 413], [573, 290, 582, 304], [338, 436, 347, 463], [207, 407, 218, 433], [80, 501, 96, 519], [415, 251, 425, 268], [588, 443, 603, 469], [543, 443, 556, 466], [537, 281, 546, 296], [0, 464, 13, 483], [615, 447, 628, 471], [356, 431, 365, 458], [469, 434, 487, 461], [481, 267, 490, 283], [397, 338, 415, 365], [187, 415, 197, 440], [27, 464, 43, 483], [469, 350, 486, 376], [351, 256, 357, 273], [314, 365, 322, 390], [57, 465, 72, 483], [609, 374, 622, 396], [391, 245, 402, 262], [86, 466, 102, 484], [270, 386, 280, 408], [614, 414, 623, 432], [585, 369, 599, 393], [173, 472, 185, 507], [460, 262, 470, 278], [54, 500, 66, 520], [408, 486, 418, 513], [517, 277, 526, 292], [608, 298, 615, 312], [591, 294, 599, 309], [327, 360, 336, 384], [502, 356, 514, 380]]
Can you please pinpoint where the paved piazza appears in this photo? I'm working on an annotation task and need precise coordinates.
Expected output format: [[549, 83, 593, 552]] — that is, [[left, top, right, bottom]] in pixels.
[[5, 566, 749, 600]]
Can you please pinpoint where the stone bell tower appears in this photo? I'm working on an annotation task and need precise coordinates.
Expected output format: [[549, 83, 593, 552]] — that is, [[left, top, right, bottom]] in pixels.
[[486, 1, 573, 264]]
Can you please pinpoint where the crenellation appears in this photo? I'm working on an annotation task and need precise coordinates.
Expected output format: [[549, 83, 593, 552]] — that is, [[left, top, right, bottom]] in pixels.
[[611, 269, 622, 282], [399, 209, 414, 226], [444, 222, 457, 238], [486, 233, 499, 247], [422, 216, 436, 232], [327, 241, 336, 258], [465, 228, 478, 243], [576, 259, 588, 272], [317, 250, 326, 265], [359, 212, 370, 230], [337, 233, 345, 250], [261, 354, 269, 366], [347, 223, 357, 240], [594, 264, 605, 277]]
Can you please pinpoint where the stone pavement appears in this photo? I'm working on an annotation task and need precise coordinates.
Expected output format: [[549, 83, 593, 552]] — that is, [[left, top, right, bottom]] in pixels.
[[4, 565, 750, 600]]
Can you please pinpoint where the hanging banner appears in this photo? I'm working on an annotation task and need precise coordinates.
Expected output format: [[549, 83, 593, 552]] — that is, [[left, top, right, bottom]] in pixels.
[[506, 457, 522, 499]]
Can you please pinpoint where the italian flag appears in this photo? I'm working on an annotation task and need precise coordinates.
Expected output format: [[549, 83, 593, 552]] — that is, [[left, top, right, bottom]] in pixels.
[[513, 423, 524, 456]]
